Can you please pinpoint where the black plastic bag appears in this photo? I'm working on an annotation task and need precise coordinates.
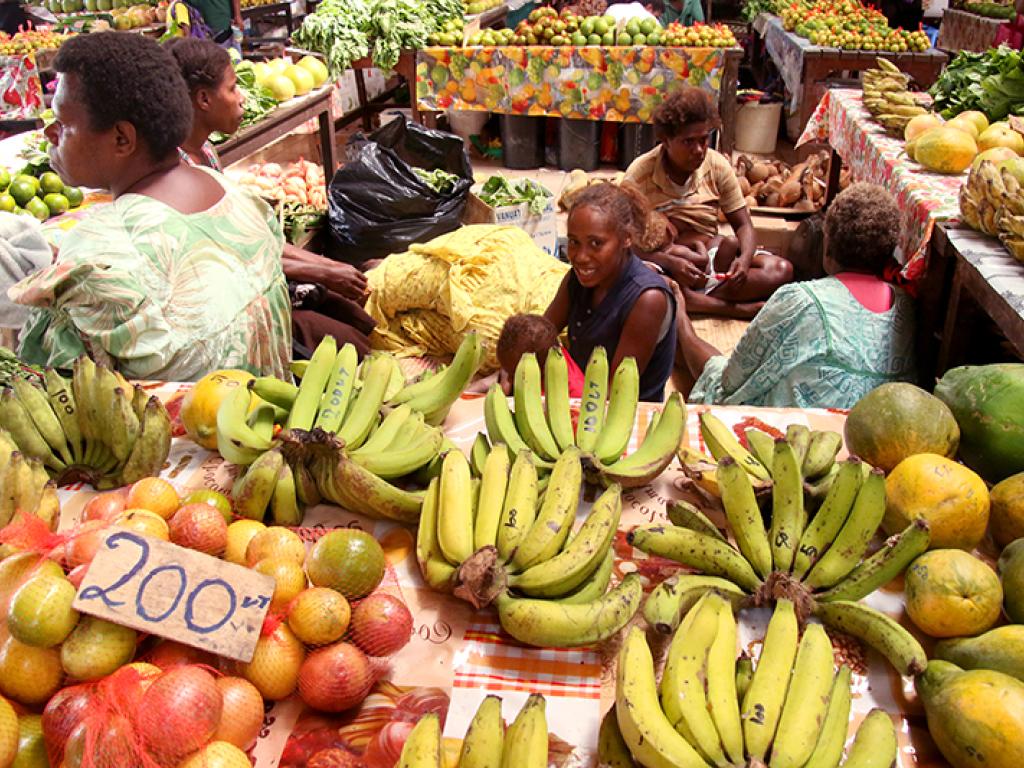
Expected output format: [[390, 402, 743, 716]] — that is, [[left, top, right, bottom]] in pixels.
[[327, 120, 473, 265]]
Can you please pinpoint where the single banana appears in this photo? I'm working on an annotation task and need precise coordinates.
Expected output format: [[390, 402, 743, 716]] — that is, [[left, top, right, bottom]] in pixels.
[[700, 411, 770, 482], [108, 387, 141, 463], [805, 469, 887, 590], [598, 707, 634, 768], [7, 451, 40, 520], [769, 623, 835, 768], [43, 369, 83, 464], [396, 713, 441, 768], [496, 450, 538, 561], [706, 598, 743, 765], [349, 426, 443, 479], [251, 377, 298, 410], [802, 431, 843, 480], [812, 600, 927, 677], [513, 352, 560, 461], [32, 481, 60, 530], [72, 355, 101, 445], [470, 432, 491, 477], [511, 447, 582, 570], [660, 592, 728, 766], [792, 459, 864, 579], [666, 500, 725, 541], [328, 453, 425, 524], [544, 346, 575, 453], [118, 396, 171, 485], [816, 519, 930, 603], [500, 694, 547, 768], [575, 346, 608, 453], [495, 573, 641, 647], [642, 573, 746, 635], [350, 404, 415, 456], [553, 546, 614, 604], [484, 384, 532, 460], [741, 598, 799, 762], [508, 483, 620, 598], [416, 478, 457, 592], [12, 379, 72, 466], [596, 393, 685, 488], [286, 336, 337, 430], [616, 626, 708, 768], [233, 448, 284, 520], [402, 332, 482, 425], [336, 354, 392, 450], [735, 655, 753, 702], [92, 365, 124, 455], [717, 457, 772, 579], [627, 524, 762, 593], [459, 695, 504, 768], [474, 445, 511, 551], [784, 424, 811, 469], [592, 357, 639, 464], [677, 445, 725, 497], [313, 343, 360, 433], [770, 439, 804, 573], [803, 665, 853, 768], [0, 389, 64, 471], [217, 386, 273, 460], [271, 461, 303, 526], [841, 709, 897, 768], [744, 428, 776, 472], [437, 449, 475, 565]]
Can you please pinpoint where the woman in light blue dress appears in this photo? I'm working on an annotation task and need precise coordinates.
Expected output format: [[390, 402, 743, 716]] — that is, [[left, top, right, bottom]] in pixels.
[[675, 183, 916, 409]]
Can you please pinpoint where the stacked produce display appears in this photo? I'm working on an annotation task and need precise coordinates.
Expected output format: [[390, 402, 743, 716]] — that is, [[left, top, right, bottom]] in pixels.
[[0, 168, 83, 221], [0, 29, 71, 55], [780, 0, 930, 50], [502, 8, 737, 47]]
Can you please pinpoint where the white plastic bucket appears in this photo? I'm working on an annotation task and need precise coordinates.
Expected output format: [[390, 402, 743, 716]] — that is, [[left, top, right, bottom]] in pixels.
[[446, 109, 490, 144], [735, 101, 783, 155]]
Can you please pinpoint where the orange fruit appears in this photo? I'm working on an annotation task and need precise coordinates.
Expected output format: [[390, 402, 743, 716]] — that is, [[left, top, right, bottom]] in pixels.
[[236, 623, 305, 700], [213, 677, 264, 749], [126, 478, 180, 521], [114, 509, 170, 540], [253, 557, 307, 612], [306, 530, 384, 599], [0, 695, 17, 768], [287, 587, 350, 646], [245, 527, 306, 567], [905, 549, 1003, 638], [225, 520, 266, 565], [180, 370, 255, 451], [178, 740, 253, 768], [883, 454, 990, 550], [169, 504, 228, 556], [0, 634, 63, 705]]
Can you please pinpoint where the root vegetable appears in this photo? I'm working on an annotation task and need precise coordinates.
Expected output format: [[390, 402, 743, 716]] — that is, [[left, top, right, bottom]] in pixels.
[[749, 162, 774, 183]]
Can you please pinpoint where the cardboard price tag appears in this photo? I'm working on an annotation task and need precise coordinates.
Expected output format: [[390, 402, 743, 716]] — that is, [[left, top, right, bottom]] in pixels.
[[73, 530, 275, 663]]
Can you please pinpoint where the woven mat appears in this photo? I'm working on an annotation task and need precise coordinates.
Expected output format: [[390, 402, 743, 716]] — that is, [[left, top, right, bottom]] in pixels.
[[690, 315, 749, 356]]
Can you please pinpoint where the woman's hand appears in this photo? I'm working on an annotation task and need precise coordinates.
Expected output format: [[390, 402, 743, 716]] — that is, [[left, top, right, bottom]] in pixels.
[[663, 252, 706, 289], [319, 261, 369, 301], [724, 253, 751, 287]]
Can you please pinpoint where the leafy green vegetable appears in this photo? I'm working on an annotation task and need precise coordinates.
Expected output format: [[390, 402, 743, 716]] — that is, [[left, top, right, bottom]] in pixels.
[[0, 347, 43, 390], [479, 175, 552, 215], [414, 167, 460, 194], [210, 62, 279, 143], [929, 45, 1024, 121], [741, 0, 779, 21]]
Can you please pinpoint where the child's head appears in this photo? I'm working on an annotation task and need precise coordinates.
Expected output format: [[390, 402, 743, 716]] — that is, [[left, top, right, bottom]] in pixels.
[[822, 183, 899, 277], [164, 37, 244, 137], [496, 314, 560, 390], [567, 181, 649, 289]]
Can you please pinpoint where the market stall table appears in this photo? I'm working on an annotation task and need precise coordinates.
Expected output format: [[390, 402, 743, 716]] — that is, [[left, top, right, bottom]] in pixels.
[[414, 45, 744, 153], [752, 13, 946, 141], [936, 7, 1004, 53], [242, 1, 295, 36]]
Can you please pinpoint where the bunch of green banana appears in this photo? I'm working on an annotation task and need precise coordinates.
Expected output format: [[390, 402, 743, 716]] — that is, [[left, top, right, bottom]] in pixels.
[[0, 428, 59, 532], [959, 159, 1024, 238], [861, 59, 926, 135], [483, 347, 685, 488], [632, 436, 931, 675], [395, 693, 548, 768], [0, 358, 171, 490], [416, 442, 639, 647], [616, 596, 900, 768]]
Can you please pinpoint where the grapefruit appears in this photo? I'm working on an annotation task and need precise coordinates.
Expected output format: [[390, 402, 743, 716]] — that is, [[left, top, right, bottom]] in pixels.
[[284, 64, 315, 96], [236, 623, 305, 700], [305, 529, 385, 599], [14, 713, 48, 768], [179, 741, 253, 768], [180, 370, 254, 450], [7, 573, 79, 648], [253, 557, 306, 612], [0, 635, 63, 706], [169, 503, 228, 556], [138, 667, 223, 765], [266, 74, 296, 101], [114, 508, 170, 540], [60, 616, 136, 681], [905, 549, 1002, 637], [297, 642, 375, 712], [125, 476, 180, 520], [884, 454, 989, 550], [297, 55, 329, 87], [915, 126, 978, 174], [213, 677, 263, 749], [0, 696, 16, 768]]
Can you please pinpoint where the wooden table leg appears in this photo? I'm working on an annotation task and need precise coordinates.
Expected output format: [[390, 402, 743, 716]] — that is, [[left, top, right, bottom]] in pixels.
[[396, 52, 421, 125], [936, 262, 964, 377], [318, 106, 337, 177], [353, 68, 373, 132], [824, 147, 841, 206]]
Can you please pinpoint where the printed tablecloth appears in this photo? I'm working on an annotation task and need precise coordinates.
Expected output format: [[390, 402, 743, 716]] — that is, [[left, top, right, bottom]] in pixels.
[[415, 45, 733, 121], [797, 87, 963, 281], [48, 389, 950, 768], [753, 13, 809, 112], [0, 54, 44, 120], [936, 8, 1003, 52]]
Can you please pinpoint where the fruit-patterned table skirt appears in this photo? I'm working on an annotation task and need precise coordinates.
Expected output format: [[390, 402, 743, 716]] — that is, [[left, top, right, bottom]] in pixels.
[[797, 87, 964, 283], [414, 45, 734, 121], [53, 389, 951, 767], [0, 54, 44, 120], [936, 8, 1004, 53]]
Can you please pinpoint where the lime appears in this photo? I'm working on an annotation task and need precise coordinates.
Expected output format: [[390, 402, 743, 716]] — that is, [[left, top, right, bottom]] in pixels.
[[640, 17, 657, 34], [617, 32, 632, 45], [593, 17, 608, 34], [0, 167, 10, 191], [625, 18, 640, 35], [580, 17, 594, 34], [42, 193, 68, 216], [587, 33, 601, 45], [571, 32, 587, 45], [633, 33, 646, 45], [184, 489, 233, 523], [602, 31, 615, 45], [7, 178, 36, 207], [38, 172, 63, 195], [13, 175, 38, 194], [24, 197, 49, 221], [0, 194, 14, 213], [63, 186, 84, 208]]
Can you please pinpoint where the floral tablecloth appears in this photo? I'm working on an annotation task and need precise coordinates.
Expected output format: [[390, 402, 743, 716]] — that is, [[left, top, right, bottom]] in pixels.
[[936, 8, 1003, 52], [49, 387, 951, 768], [797, 87, 963, 281], [415, 45, 734, 121]]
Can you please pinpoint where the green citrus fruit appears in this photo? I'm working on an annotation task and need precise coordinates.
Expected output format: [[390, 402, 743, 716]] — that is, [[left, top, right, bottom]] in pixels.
[[60, 615, 137, 681], [38, 172, 63, 195], [63, 186, 84, 207], [7, 179, 36, 207], [23, 197, 49, 221], [0, 194, 14, 213], [184, 489, 233, 523], [42, 193, 68, 216], [0, 167, 10, 190], [7, 573, 79, 648], [305, 529, 385, 599], [12, 713, 47, 768]]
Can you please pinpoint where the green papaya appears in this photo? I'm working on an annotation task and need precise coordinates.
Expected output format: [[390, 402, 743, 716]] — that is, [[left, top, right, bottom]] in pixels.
[[916, 660, 1024, 768], [934, 364, 1024, 483], [935, 626, 1024, 682], [998, 538, 1024, 624]]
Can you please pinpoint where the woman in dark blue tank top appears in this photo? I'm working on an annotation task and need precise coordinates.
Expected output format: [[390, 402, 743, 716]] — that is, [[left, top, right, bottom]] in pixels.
[[544, 182, 677, 402]]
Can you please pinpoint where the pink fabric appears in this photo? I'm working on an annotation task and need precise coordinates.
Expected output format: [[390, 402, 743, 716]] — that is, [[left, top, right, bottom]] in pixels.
[[563, 345, 586, 399], [995, 14, 1024, 48], [835, 272, 894, 313]]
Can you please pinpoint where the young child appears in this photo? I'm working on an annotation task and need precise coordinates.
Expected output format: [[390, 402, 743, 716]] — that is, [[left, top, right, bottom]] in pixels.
[[544, 182, 677, 402]]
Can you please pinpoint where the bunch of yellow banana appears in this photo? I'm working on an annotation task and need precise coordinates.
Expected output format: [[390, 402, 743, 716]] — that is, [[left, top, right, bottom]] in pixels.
[[482, 347, 685, 488], [633, 435, 931, 675], [0, 428, 59, 532], [417, 444, 640, 647], [395, 693, 548, 768], [614, 596, 900, 768], [959, 158, 1024, 261], [861, 58, 927, 136], [0, 357, 170, 491]]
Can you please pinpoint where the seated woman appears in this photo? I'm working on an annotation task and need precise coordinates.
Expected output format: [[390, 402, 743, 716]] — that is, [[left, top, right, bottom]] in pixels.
[[675, 183, 916, 408], [545, 182, 676, 402], [9, 32, 291, 381], [625, 86, 793, 319], [166, 37, 374, 355]]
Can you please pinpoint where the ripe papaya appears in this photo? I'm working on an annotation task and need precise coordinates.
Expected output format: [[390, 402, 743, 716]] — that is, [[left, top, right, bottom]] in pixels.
[[998, 538, 1024, 624], [934, 364, 1024, 483], [935, 626, 1024, 682]]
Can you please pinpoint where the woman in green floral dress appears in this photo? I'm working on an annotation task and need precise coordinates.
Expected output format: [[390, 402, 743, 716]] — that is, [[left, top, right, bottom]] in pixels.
[[9, 32, 291, 381]]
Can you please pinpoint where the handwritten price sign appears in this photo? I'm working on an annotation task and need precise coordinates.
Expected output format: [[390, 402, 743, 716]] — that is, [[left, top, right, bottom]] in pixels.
[[73, 530, 275, 663]]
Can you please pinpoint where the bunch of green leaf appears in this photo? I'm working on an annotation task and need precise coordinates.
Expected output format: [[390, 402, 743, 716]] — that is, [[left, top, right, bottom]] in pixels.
[[414, 167, 460, 194], [0, 347, 43, 391], [479, 175, 552, 215], [293, 0, 371, 74], [237, 63, 280, 128], [930, 45, 1024, 121], [741, 0, 779, 21], [279, 202, 327, 245], [17, 132, 52, 177]]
